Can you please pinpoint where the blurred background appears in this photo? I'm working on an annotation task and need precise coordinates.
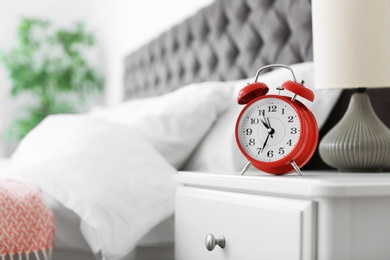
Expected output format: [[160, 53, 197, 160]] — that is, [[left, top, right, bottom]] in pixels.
[[0, 0, 214, 157]]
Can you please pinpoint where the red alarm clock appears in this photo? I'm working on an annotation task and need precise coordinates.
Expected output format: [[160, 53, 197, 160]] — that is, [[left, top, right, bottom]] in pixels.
[[235, 64, 318, 175]]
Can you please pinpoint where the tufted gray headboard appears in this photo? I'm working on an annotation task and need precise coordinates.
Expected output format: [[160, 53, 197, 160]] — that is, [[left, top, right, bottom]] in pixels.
[[123, 0, 390, 171], [124, 0, 312, 100]]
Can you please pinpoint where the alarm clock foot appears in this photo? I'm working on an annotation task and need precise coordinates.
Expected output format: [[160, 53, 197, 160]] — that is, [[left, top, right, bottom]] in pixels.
[[290, 160, 303, 176], [240, 161, 252, 175]]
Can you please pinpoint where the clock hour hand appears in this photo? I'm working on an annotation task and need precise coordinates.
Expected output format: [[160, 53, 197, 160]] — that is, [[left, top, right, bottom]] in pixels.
[[266, 117, 274, 138], [262, 114, 274, 138], [262, 114, 269, 128], [266, 117, 272, 129], [261, 113, 274, 138], [260, 119, 269, 129]]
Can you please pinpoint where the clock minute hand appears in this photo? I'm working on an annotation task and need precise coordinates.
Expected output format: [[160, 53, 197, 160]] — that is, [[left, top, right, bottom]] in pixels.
[[261, 132, 271, 153], [261, 127, 275, 153]]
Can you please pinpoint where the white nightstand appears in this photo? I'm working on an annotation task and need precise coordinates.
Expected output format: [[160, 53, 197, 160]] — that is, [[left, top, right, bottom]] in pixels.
[[174, 171, 390, 260]]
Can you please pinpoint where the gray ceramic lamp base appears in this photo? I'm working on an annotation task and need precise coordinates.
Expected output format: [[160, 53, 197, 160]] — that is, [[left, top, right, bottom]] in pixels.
[[319, 91, 390, 172]]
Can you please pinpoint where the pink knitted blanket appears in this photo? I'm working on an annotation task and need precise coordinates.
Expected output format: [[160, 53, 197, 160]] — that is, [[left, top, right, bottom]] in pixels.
[[0, 180, 55, 260]]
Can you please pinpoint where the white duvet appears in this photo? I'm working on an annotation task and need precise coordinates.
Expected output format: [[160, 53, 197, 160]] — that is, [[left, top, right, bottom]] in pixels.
[[0, 62, 343, 259], [2, 115, 177, 260]]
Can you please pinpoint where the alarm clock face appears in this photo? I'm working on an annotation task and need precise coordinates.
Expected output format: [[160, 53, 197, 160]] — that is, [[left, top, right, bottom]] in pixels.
[[237, 97, 301, 162]]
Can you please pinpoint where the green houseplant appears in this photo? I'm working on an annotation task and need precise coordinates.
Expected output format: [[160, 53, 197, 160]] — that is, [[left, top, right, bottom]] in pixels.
[[0, 18, 103, 140]]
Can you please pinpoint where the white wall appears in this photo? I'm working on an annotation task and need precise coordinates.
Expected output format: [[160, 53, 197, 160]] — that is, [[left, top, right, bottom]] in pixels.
[[0, 0, 214, 157], [90, 0, 214, 105]]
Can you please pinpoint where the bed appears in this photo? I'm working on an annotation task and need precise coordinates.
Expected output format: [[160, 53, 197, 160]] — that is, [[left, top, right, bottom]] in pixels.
[[1, 0, 390, 259]]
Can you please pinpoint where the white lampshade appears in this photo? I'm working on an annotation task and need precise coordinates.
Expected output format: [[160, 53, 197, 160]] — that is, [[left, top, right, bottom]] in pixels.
[[312, 0, 390, 172], [312, 0, 390, 89]]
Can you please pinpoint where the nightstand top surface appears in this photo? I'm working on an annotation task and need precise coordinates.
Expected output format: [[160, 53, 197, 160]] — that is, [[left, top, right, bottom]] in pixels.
[[174, 171, 390, 198]]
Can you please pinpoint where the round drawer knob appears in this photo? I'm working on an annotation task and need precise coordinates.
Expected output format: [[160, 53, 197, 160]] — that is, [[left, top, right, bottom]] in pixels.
[[205, 234, 226, 251]]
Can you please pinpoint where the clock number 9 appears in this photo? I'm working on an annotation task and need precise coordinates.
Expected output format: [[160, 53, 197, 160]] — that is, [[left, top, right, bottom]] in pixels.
[[245, 128, 253, 135]]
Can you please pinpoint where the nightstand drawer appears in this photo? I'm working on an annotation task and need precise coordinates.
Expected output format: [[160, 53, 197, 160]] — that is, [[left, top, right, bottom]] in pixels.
[[175, 186, 315, 260]]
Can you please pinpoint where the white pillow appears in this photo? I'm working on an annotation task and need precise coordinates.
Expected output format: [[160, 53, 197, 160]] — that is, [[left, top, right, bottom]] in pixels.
[[183, 62, 342, 174], [92, 81, 234, 169], [8, 115, 176, 260]]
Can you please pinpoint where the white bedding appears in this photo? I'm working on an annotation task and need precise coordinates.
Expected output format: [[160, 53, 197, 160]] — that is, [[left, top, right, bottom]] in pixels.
[[1, 158, 174, 256], [2, 115, 177, 260], [92, 81, 234, 169], [45, 192, 174, 251], [0, 62, 342, 260], [0, 80, 233, 260]]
